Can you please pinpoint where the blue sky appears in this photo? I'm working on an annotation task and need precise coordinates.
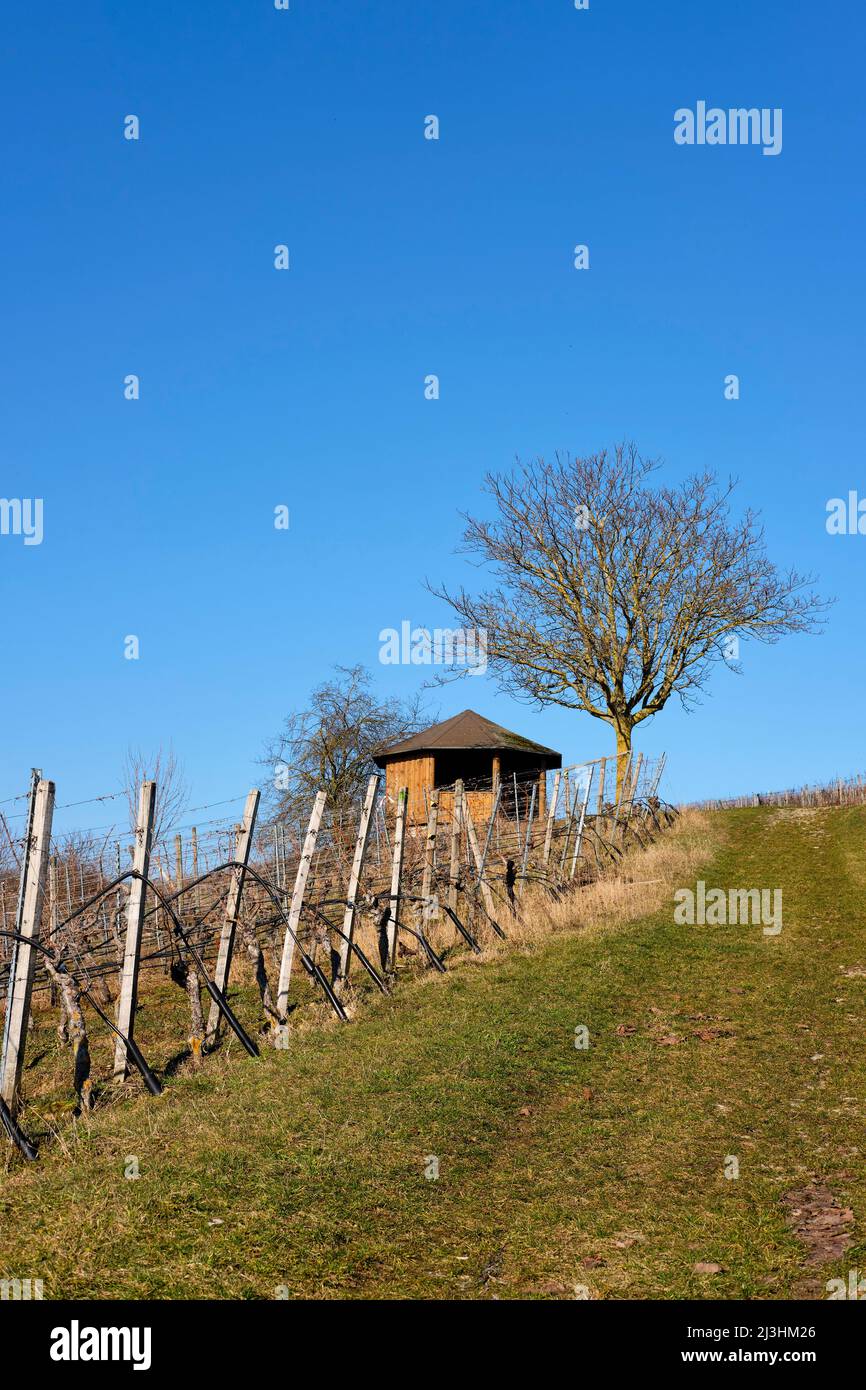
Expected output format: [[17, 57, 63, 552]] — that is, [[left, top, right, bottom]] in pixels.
[[1, 0, 863, 831]]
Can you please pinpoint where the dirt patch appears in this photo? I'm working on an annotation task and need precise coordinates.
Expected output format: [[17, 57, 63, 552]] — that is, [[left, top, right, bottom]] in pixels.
[[781, 1183, 854, 1264]]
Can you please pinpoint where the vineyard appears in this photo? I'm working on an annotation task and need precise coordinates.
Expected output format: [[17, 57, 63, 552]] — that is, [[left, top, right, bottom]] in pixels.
[[687, 774, 866, 812], [0, 752, 669, 1161]]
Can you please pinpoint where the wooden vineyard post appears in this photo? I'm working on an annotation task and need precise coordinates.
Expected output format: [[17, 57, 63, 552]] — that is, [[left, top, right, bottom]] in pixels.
[[611, 754, 632, 836], [477, 783, 502, 890], [630, 752, 644, 804], [623, 752, 642, 834], [420, 788, 440, 928], [569, 766, 595, 879], [464, 799, 499, 925], [279, 825, 288, 892], [514, 778, 536, 895], [275, 788, 327, 1044], [522, 783, 536, 878], [541, 769, 562, 877], [47, 850, 59, 928], [272, 827, 282, 891], [448, 780, 464, 915], [112, 841, 124, 963], [596, 757, 607, 826], [512, 773, 521, 855], [0, 779, 55, 1112], [97, 855, 110, 954], [647, 752, 666, 802], [559, 770, 571, 869], [385, 788, 408, 968], [205, 789, 260, 1047], [191, 826, 200, 911], [337, 775, 379, 986], [113, 781, 156, 1081], [48, 855, 59, 1007], [559, 778, 579, 879]]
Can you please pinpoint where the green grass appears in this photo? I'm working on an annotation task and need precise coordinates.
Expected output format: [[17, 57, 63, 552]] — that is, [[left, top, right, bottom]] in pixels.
[[1, 805, 864, 1299]]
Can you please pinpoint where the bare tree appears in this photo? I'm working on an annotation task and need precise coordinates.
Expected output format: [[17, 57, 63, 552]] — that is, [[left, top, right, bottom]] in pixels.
[[123, 746, 190, 843], [430, 445, 829, 794], [260, 665, 429, 825]]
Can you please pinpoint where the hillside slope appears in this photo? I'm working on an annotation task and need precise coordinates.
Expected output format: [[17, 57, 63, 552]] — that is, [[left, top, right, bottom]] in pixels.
[[1, 805, 864, 1300]]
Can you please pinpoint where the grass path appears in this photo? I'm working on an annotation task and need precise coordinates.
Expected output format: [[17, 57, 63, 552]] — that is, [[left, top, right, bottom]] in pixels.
[[1, 806, 864, 1299]]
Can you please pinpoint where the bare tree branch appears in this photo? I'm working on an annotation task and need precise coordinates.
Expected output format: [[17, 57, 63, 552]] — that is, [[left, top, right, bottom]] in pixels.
[[260, 665, 431, 825], [429, 444, 830, 792]]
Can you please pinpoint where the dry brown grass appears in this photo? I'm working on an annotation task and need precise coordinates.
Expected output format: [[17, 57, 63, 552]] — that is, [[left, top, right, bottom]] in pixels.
[[486, 809, 716, 952]]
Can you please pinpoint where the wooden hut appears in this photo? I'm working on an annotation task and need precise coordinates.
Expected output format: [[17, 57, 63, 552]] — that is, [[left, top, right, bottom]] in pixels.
[[373, 709, 561, 825]]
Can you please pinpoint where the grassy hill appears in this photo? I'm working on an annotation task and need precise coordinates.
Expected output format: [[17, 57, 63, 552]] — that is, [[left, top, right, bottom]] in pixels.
[[1, 804, 864, 1300]]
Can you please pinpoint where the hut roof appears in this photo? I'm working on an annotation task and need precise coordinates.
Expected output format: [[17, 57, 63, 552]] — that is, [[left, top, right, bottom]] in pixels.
[[373, 709, 561, 766]]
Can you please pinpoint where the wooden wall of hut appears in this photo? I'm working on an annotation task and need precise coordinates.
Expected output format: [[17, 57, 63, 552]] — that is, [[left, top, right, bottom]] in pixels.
[[384, 752, 547, 827]]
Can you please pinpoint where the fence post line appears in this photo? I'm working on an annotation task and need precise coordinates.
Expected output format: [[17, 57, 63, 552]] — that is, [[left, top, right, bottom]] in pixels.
[[420, 787, 440, 928], [112, 840, 124, 960], [153, 849, 166, 967], [337, 775, 379, 985], [191, 826, 201, 911], [385, 787, 409, 968], [0, 779, 55, 1113], [1, 769, 40, 1064], [48, 855, 59, 1010], [205, 789, 260, 1047], [560, 770, 571, 859], [612, 753, 632, 836], [621, 752, 642, 837], [271, 827, 280, 891], [559, 777, 579, 877], [113, 781, 156, 1080], [48, 853, 59, 934], [97, 855, 110, 948], [463, 799, 499, 925], [647, 752, 666, 802], [630, 751, 644, 804], [448, 779, 464, 915], [378, 802, 391, 853], [570, 766, 595, 879], [518, 782, 537, 892], [279, 824, 288, 893], [275, 788, 327, 1042], [477, 783, 502, 887], [541, 769, 562, 875]]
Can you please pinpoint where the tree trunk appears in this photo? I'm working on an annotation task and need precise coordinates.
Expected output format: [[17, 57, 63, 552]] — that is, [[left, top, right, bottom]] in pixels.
[[614, 725, 633, 802], [44, 957, 92, 1111], [185, 966, 205, 1068], [241, 919, 278, 1027], [170, 956, 205, 1066]]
